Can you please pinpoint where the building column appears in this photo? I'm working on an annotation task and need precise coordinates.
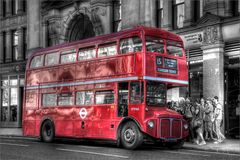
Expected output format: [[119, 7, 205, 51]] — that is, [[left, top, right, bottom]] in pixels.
[[201, 26, 225, 134], [141, 0, 156, 27], [184, 0, 194, 27], [6, 0, 12, 17], [162, 0, 172, 30], [17, 0, 24, 14], [17, 27, 24, 61], [5, 30, 12, 63], [27, 0, 41, 57], [0, 32, 4, 63], [42, 21, 48, 48], [121, 0, 140, 29]]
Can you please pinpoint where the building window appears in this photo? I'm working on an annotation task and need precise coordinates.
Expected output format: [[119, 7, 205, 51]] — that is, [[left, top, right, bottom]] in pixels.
[[12, 30, 18, 61], [113, 0, 121, 32], [173, 0, 185, 29], [12, 0, 18, 15], [194, 0, 203, 22], [2, 0, 6, 17], [23, 28, 27, 59], [23, 0, 27, 12], [3, 32, 6, 63], [189, 62, 203, 99], [157, 0, 163, 28], [1, 75, 24, 122], [232, 0, 240, 16]]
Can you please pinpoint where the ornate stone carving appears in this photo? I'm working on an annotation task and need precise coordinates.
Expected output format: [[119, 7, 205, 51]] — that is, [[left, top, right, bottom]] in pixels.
[[203, 26, 221, 45], [91, 7, 105, 35], [0, 15, 27, 30]]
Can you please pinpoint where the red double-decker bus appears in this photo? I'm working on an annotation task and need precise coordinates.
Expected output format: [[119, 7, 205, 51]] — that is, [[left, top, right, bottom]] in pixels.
[[23, 26, 189, 149]]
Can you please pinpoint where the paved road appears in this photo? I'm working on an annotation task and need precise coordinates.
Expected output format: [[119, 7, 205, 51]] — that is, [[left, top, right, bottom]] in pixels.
[[0, 137, 239, 160]]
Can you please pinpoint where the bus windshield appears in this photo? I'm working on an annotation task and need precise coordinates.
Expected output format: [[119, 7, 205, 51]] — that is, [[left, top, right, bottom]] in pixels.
[[146, 81, 166, 106]]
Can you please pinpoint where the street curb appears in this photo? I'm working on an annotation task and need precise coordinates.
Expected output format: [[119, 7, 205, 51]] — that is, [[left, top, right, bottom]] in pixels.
[[0, 135, 38, 141], [1, 135, 239, 155], [183, 145, 240, 155]]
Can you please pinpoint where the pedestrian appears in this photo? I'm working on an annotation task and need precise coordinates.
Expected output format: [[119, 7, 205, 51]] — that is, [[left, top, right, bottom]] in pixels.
[[204, 98, 215, 141], [192, 102, 206, 145], [183, 98, 194, 142], [213, 96, 225, 143]]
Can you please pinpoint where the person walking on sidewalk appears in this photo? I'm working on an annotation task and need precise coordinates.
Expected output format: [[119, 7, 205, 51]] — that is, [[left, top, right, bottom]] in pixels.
[[213, 96, 226, 143], [204, 98, 215, 141], [183, 98, 194, 142], [192, 101, 206, 145]]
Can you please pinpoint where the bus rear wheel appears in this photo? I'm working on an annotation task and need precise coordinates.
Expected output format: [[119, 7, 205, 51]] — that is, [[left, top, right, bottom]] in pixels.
[[41, 120, 55, 143], [120, 121, 143, 150]]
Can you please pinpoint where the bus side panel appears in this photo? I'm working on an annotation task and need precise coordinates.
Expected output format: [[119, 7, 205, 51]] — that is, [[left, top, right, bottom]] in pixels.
[[135, 52, 143, 76], [178, 59, 188, 82], [92, 105, 117, 139], [54, 107, 74, 137], [145, 53, 155, 77], [26, 70, 41, 86], [116, 55, 135, 75], [128, 104, 146, 132], [23, 90, 38, 136], [75, 54, 137, 81], [58, 65, 75, 82], [74, 106, 95, 138]]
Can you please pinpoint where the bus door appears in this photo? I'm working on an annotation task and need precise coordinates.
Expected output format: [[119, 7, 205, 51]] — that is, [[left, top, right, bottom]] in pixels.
[[128, 81, 144, 122], [118, 82, 128, 117]]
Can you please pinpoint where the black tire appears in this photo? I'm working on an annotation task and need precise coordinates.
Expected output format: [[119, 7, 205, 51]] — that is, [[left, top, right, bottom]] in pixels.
[[167, 140, 184, 149], [120, 121, 143, 150], [41, 120, 55, 143]]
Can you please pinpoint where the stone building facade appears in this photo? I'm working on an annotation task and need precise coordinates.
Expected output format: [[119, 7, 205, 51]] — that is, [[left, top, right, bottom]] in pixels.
[[0, 0, 239, 138]]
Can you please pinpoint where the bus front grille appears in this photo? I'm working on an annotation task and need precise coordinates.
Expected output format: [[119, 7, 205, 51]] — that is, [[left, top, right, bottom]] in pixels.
[[160, 118, 182, 139]]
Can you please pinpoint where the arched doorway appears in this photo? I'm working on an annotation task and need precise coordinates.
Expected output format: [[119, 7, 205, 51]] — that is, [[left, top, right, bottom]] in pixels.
[[67, 13, 95, 42]]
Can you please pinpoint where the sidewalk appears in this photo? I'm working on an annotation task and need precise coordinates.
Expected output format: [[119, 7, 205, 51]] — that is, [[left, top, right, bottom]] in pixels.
[[0, 128, 240, 154], [183, 139, 240, 154]]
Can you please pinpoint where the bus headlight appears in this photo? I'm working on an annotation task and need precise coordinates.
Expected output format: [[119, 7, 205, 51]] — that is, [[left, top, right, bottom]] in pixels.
[[183, 123, 188, 130], [147, 120, 154, 128]]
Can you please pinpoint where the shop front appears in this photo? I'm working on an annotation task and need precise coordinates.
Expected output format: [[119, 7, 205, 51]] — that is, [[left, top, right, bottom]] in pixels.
[[0, 64, 25, 128]]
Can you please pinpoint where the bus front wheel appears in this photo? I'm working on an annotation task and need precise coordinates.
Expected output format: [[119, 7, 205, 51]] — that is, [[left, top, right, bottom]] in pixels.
[[120, 121, 143, 150], [41, 120, 55, 143]]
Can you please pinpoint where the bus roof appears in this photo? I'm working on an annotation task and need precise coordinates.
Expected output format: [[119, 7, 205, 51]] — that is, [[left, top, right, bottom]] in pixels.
[[29, 26, 182, 58]]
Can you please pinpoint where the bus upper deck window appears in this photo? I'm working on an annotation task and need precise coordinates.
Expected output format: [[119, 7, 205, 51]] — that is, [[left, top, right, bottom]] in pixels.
[[60, 49, 77, 64], [98, 43, 117, 57], [120, 36, 142, 54], [45, 52, 59, 66], [78, 47, 96, 61], [30, 55, 44, 68], [166, 41, 183, 57], [146, 36, 164, 53]]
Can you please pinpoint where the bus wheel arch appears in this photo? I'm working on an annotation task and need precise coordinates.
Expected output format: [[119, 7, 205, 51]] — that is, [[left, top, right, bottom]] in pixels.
[[40, 118, 55, 143], [117, 118, 143, 149]]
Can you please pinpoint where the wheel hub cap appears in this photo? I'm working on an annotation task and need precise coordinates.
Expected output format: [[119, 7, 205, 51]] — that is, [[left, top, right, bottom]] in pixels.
[[124, 128, 135, 143]]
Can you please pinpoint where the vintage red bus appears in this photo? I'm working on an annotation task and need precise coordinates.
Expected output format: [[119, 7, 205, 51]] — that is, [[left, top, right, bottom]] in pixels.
[[23, 26, 189, 149]]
